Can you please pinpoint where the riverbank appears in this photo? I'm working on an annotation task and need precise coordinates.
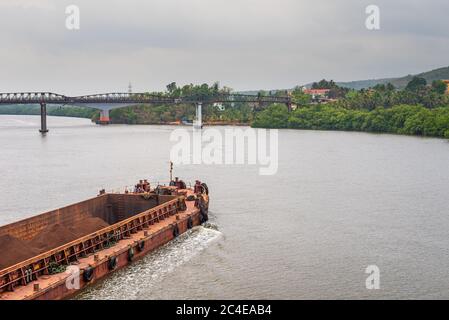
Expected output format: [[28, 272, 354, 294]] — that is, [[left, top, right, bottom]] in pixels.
[[252, 103, 449, 139]]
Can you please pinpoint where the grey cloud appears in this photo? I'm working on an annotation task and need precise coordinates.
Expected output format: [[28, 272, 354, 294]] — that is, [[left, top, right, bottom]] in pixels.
[[0, 0, 448, 95]]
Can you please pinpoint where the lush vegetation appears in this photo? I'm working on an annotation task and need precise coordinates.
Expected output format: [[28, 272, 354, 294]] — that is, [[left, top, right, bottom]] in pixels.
[[333, 81, 448, 110], [253, 77, 449, 139], [103, 102, 254, 125], [253, 104, 449, 138]]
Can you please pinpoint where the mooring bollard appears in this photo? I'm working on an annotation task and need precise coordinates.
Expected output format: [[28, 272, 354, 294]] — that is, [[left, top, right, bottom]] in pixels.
[[144, 231, 149, 237], [94, 254, 100, 262], [33, 283, 40, 292]]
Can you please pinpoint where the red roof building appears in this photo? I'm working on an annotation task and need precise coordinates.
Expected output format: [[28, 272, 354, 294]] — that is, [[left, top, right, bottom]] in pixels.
[[303, 89, 330, 96]]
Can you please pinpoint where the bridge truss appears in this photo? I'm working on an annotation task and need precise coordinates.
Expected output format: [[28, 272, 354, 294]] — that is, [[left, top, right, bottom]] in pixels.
[[0, 92, 290, 106], [0, 92, 292, 133]]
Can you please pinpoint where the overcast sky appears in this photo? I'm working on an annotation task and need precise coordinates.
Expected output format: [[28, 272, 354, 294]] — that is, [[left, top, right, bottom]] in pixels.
[[0, 0, 448, 95]]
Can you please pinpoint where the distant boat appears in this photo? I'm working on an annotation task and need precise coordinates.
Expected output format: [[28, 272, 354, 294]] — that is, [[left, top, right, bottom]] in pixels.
[[181, 117, 193, 125]]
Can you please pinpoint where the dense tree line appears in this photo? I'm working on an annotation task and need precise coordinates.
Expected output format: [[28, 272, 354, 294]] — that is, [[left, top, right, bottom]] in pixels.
[[335, 78, 449, 110], [253, 103, 449, 138], [0, 105, 97, 118], [252, 77, 449, 139], [104, 102, 253, 125]]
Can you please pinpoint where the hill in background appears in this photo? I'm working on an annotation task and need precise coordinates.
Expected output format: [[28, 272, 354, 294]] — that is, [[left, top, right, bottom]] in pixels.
[[336, 66, 449, 90], [237, 66, 449, 94]]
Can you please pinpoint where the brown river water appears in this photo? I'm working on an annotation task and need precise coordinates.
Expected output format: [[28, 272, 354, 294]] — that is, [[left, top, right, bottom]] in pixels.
[[1, 114, 449, 299]]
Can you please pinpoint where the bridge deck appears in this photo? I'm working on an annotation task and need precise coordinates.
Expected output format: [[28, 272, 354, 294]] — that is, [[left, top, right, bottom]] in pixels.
[[0, 92, 290, 106]]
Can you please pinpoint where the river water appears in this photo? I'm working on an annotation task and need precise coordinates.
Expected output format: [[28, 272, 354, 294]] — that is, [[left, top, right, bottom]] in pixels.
[[1, 114, 449, 299]]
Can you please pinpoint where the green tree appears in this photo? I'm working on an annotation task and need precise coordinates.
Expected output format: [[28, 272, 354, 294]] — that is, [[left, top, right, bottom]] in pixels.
[[405, 77, 427, 91], [312, 79, 337, 89], [252, 104, 289, 128], [166, 82, 177, 93], [386, 83, 396, 91], [431, 80, 448, 95], [291, 86, 311, 105]]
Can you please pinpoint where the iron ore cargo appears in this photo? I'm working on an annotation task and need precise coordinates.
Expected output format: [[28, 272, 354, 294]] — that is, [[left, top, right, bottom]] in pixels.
[[0, 179, 209, 300]]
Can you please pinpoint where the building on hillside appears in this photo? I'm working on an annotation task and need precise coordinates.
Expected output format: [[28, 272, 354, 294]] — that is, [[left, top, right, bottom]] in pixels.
[[303, 88, 331, 103]]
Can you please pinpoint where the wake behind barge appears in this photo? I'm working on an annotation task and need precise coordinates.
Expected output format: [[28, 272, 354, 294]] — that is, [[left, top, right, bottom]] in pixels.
[[0, 179, 209, 300]]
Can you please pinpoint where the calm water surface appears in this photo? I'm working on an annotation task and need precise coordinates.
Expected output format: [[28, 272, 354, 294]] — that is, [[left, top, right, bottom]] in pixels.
[[1, 114, 449, 299]]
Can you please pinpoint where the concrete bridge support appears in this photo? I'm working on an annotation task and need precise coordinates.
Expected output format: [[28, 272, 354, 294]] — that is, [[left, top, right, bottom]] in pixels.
[[194, 103, 202, 129], [39, 103, 48, 134], [98, 109, 111, 125]]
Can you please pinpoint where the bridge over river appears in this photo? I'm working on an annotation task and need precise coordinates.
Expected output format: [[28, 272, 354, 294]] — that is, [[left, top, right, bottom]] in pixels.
[[0, 92, 291, 133]]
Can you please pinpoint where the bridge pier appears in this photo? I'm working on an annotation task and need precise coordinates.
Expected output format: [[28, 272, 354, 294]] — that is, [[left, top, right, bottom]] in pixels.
[[194, 103, 202, 129], [98, 109, 111, 125], [39, 102, 48, 134]]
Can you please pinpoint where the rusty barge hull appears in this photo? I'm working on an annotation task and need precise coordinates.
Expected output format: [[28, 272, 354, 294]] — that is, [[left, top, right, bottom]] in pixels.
[[0, 188, 207, 300]]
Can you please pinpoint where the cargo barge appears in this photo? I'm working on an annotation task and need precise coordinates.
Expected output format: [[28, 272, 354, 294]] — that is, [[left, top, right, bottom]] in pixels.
[[0, 178, 209, 300]]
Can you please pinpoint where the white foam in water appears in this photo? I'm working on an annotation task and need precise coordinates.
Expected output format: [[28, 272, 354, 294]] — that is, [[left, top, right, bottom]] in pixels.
[[75, 225, 223, 300]]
